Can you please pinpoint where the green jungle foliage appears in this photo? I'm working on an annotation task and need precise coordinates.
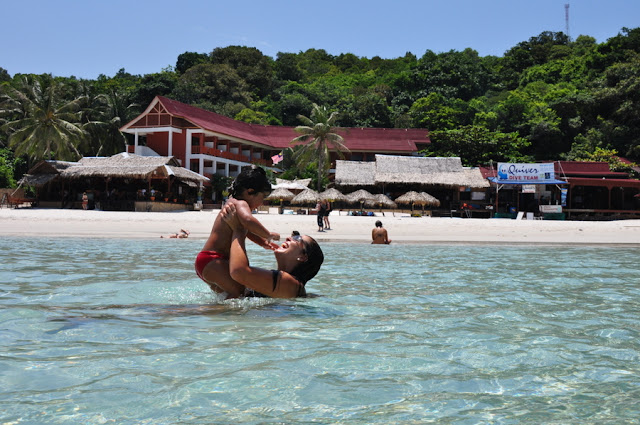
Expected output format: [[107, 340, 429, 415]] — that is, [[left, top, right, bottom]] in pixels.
[[2, 28, 640, 185]]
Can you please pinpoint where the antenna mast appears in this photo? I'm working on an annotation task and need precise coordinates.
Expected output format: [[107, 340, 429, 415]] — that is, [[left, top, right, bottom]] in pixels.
[[564, 3, 571, 41]]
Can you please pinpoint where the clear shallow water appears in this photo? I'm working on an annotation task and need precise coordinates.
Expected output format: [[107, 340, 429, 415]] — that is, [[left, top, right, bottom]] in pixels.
[[1, 237, 639, 424]]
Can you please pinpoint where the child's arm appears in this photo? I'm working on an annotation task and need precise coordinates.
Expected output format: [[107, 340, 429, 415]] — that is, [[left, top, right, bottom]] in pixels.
[[232, 200, 280, 247]]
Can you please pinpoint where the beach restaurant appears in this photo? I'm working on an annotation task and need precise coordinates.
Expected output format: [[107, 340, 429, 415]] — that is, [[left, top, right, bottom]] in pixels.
[[19, 153, 209, 212], [335, 155, 490, 216]]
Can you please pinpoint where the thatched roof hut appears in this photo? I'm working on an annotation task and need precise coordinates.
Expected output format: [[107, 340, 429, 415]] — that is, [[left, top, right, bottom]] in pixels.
[[335, 154, 489, 189], [334, 161, 376, 187], [18, 160, 76, 186], [19, 153, 209, 187]]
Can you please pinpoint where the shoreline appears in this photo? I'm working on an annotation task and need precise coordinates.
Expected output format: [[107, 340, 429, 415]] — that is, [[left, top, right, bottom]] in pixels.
[[2, 208, 640, 246]]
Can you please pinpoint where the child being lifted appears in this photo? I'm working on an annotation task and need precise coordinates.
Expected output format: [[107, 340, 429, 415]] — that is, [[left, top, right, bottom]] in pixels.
[[195, 165, 280, 298]]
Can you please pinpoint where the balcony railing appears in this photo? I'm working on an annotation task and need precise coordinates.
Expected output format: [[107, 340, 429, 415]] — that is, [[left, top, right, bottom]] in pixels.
[[193, 146, 271, 166]]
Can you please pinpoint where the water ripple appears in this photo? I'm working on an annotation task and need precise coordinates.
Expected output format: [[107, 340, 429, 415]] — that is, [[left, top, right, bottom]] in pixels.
[[1, 238, 639, 424]]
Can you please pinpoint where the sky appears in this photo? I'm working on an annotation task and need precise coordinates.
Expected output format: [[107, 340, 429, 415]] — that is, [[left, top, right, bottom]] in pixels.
[[1, 0, 639, 80]]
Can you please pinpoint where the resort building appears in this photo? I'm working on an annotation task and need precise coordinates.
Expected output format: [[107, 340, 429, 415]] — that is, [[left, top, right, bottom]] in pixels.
[[119, 96, 431, 183]]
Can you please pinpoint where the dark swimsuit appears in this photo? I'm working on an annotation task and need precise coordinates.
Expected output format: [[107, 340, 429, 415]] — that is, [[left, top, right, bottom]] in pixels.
[[245, 270, 306, 298]]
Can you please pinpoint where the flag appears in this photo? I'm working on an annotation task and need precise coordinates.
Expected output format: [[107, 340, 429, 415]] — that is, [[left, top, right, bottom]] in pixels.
[[271, 151, 283, 165]]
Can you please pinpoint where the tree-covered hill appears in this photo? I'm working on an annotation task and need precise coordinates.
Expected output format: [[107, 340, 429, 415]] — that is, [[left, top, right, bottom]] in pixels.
[[2, 27, 639, 179]]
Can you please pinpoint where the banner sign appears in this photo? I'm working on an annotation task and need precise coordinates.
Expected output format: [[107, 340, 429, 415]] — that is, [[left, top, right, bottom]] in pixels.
[[497, 163, 555, 182], [540, 204, 563, 213]]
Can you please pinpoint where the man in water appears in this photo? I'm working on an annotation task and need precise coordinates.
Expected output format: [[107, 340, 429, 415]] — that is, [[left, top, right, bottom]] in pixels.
[[371, 220, 391, 244]]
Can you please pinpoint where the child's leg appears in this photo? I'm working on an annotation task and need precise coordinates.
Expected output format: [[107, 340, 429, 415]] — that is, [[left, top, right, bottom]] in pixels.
[[199, 258, 246, 298]]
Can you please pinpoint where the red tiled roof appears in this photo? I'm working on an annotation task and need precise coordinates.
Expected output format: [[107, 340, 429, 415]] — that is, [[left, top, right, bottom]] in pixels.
[[554, 161, 628, 178], [147, 96, 428, 152], [567, 177, 640, 189]]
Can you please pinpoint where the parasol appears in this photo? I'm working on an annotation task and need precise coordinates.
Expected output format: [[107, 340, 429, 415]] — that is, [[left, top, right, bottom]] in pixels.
[[346, 189, 376, 212], [364, 193, 398, 210], [395, 191, 435, 212], [265, 187, 296, 201], [345, 189, 376, 204], [291, 188, 320, 205], [419, 192, 441, 207], [319, 188, 347, 202]]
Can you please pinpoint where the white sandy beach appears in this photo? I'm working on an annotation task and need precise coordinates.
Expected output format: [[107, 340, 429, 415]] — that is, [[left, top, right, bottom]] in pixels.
[[1, 208, 640, 245]]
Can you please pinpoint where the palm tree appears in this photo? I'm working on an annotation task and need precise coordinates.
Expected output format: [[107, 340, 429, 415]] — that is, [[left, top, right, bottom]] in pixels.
[[290, 104, 349, 191], [0, 75, 86, 161], [75, 82, 127, 157]]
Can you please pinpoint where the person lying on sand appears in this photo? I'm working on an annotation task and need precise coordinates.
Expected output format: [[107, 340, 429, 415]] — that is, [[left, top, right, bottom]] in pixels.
[[161, 229, 190, 238]]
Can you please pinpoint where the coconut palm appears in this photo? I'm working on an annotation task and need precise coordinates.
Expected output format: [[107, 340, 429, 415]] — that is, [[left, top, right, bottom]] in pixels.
[[0, 75, 86, 161], [75, 82, 127, 157], [290, 104, 349, 191]]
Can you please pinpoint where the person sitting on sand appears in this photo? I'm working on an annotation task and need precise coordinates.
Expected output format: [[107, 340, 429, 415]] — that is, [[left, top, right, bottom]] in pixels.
[[194, 165, 280, 298], [161, 229, 190, 239], [220, 202, 324, 298], [371, 220, 392, 244]]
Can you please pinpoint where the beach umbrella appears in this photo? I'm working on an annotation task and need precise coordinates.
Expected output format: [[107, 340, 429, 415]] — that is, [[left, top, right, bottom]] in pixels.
[[346, 189, 376, 204], [319, 188, 346, 202], [364, 193, 397, 210], [346, 189, 376, 211], [419, 192, 441, 207], [395, 191, 429, 212], [291, 188, 320, 205], [265, 187, 296, 202]]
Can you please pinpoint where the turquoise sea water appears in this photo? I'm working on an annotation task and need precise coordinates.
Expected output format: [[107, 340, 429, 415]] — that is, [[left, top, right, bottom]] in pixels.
[[1, 236, 639, 424]]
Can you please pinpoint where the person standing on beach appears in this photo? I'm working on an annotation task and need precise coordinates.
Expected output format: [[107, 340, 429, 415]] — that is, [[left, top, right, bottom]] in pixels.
[[371, 220, 391, 244], [322, 200, 332, 230], [315, 200, 325, 232], [82, 192, 88, 210], [194, 165, 280, 298]]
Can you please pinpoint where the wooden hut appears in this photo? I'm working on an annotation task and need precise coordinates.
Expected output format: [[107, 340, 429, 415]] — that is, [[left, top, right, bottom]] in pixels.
[[20, 153, 208, 211], [335, 154, 489, 212]]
